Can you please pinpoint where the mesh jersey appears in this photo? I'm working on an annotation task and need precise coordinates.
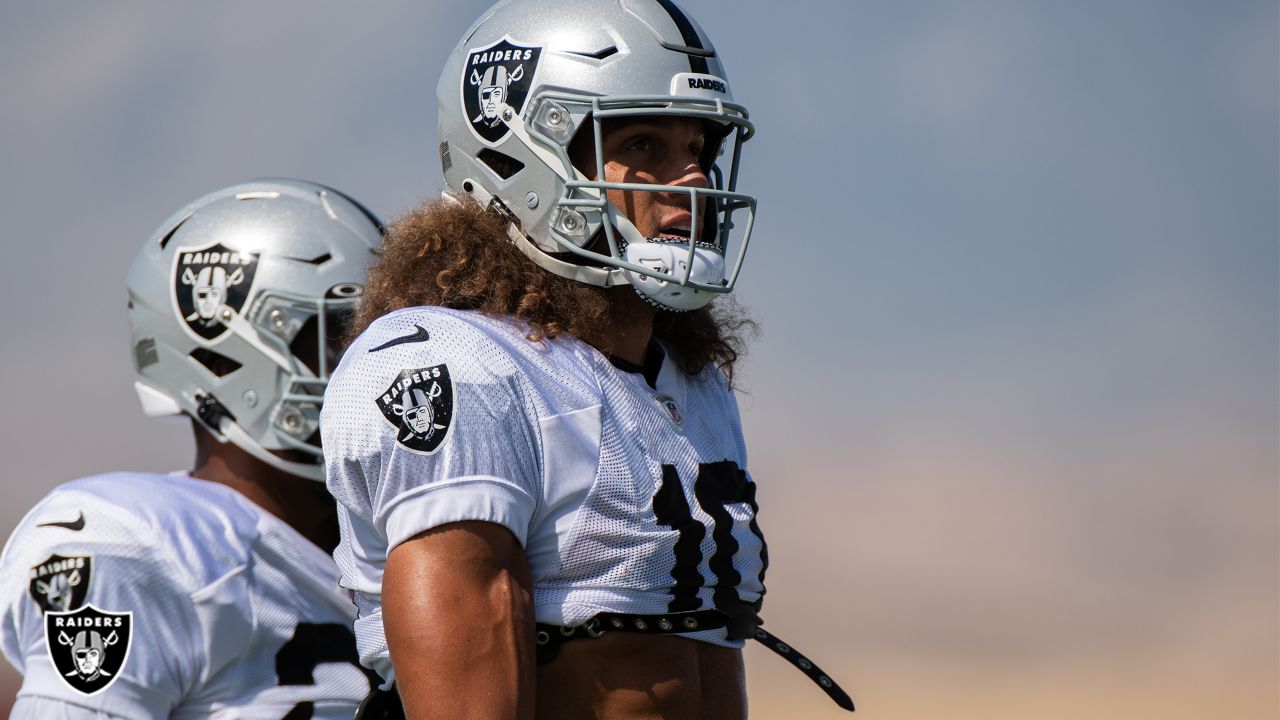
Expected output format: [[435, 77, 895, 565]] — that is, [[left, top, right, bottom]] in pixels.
[[0, 473, 374, 719], [324, 307, 768, 684]]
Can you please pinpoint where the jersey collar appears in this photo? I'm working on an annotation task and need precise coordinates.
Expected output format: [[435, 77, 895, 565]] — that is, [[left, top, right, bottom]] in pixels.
[[606, 339, 665, 390]]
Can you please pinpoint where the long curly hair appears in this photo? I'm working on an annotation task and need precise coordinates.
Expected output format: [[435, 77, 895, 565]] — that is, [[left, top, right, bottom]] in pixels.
[[349, 199, 756, 380]]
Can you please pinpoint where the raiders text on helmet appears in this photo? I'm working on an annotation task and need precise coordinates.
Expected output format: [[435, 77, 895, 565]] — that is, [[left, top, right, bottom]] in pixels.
[[126, 179, 383, 480], [436, 0, 757, 311]]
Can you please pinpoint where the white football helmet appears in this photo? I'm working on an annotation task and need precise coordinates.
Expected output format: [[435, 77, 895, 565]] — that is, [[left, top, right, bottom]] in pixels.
[[436, 0, 756, 311], [126, 179, 383, 480]]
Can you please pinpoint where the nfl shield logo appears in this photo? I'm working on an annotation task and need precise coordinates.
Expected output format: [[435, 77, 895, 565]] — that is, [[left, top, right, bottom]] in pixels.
[[376, 365, 455, 454], [172, 241, 259, 342], [45, 605, 133, 696], [654, 395, 684, 429], [461, 36, 542, 145]]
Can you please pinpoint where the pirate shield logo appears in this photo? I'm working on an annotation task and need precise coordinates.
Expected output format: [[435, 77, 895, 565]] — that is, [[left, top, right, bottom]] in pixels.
[[45, 605, 133, 696], [172, 242, 259, 342], [376, 365, 455, 454], [462, 37, 543, 145], [29, 554, 91, 615]]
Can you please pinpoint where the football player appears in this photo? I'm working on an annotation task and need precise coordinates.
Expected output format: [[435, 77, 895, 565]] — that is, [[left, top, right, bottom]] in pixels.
[[324, 0, 854, 717], [0, 179, 383, 717]]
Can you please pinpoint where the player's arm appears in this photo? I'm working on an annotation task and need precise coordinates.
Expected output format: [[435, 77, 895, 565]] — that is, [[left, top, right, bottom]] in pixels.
[[382, 520, 536, 719]]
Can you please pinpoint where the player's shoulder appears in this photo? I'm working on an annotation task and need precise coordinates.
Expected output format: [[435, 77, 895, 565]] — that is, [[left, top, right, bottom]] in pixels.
[[334, 306, 598, 401], [343, 307, 538, 374], [1, 472, 261, 590]]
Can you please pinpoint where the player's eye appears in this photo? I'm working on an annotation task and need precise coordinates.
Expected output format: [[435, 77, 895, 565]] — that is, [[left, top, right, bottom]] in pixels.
[[623, 135, 653, 152]]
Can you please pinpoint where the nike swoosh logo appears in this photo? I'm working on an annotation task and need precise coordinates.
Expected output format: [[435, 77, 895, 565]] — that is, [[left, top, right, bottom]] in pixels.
[[369, 325, 431, 353], [37, 512, 85, 532]]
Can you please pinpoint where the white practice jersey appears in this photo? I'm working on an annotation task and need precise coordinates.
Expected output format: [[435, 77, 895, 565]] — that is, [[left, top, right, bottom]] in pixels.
[[0, 473, 375, 719], [324, 307, 768, 684]]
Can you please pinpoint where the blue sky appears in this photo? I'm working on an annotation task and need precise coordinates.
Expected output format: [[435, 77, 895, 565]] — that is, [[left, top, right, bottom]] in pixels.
[[0, 2, 1275, 716]]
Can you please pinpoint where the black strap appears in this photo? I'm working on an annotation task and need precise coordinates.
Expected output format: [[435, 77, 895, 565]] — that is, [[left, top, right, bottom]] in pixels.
[[751, 625, 855, 712], [356, 611, 855, 718], [355, 685, 405, 720], [535, 610, 855, 712], [535, 608, 731, 663]]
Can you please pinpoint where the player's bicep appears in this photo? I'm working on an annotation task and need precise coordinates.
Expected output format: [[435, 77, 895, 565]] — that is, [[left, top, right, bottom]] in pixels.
[[383, 520, 536, 719]]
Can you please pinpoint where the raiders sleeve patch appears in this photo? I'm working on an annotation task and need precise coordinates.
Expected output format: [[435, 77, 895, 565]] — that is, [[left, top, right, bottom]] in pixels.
[[376, 365, 455, 454], [29, 554, 91, 615], [45, 605, 133, 696]]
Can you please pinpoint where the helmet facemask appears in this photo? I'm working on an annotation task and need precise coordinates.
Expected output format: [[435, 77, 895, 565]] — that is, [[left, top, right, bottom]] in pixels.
[[232, 288, 359, 461], [497, 92, 756, 311]]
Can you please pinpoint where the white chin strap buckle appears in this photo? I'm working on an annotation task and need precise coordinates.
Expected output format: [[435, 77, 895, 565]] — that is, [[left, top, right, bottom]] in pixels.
[[622, 240, 726, 312]]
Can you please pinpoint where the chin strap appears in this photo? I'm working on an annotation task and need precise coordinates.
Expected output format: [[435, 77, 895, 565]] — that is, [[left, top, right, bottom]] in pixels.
[[220, 420, 324, 481], [191, 392, 324, 481], [622, 239, 725, 312]]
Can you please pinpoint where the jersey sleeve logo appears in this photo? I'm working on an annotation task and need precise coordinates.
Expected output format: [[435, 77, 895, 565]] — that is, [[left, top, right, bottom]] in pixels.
[[376, 365, 455, 454], [172, 241, 259, 343], [462, 37, 543, 146], [45, 605, 133, 696], [29, 554, 91, 615]]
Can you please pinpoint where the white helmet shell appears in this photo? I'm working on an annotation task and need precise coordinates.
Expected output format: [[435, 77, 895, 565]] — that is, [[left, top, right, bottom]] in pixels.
[[436, 0, 757, 311], [126, 178, 382, 480]]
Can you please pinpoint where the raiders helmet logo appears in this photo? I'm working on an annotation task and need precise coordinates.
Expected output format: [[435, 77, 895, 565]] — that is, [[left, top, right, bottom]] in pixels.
[[376, 365, 455, 454], [461, 37, 542, 145], [29, 554, 91, 615], [172, 241, 259, 342], [45, 605, 133, 696]]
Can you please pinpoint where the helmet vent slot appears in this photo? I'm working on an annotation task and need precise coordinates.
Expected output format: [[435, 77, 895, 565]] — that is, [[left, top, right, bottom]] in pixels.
[[189, 348, 243, 377], [157, 215, 190, 249], [564, 45, 618, 60], [478, 149, 525, 180], [134, 338, 159, 371], [281, 252, 333, 266]]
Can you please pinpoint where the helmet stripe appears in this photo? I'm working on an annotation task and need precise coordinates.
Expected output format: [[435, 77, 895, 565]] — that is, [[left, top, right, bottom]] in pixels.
[[654, 0, 710, 74]]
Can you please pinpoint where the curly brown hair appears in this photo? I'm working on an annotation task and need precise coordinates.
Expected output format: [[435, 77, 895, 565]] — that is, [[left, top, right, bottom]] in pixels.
[[349, 199, 756, 380]]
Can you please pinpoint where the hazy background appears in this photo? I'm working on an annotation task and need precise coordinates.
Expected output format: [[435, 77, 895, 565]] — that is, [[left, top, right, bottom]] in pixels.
[[1, 1, 1275, 717]]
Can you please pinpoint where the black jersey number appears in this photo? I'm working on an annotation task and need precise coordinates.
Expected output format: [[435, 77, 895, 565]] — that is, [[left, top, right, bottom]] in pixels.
[[652, 461, 768, 614], [276, 622, 379, 720]]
